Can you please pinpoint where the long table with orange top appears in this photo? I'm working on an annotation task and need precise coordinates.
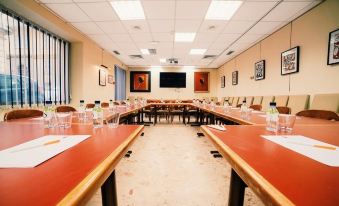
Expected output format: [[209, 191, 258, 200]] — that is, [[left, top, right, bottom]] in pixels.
[[201, 124, 339, 206], [0, 118, 144, 206]]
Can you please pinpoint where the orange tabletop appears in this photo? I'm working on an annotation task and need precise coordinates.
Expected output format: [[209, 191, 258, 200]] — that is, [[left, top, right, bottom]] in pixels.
[[0, 121, 143, 206], [201, 125, 339, 206]]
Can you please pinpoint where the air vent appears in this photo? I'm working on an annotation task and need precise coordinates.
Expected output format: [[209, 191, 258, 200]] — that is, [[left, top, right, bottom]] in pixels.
[[148, 49, 157, 55], [129, 55, 143, 59], [167, 58, 178, 64], [226, 51, 234, 55], [113, 50, 120, 55], [202, 55, 217, 59]]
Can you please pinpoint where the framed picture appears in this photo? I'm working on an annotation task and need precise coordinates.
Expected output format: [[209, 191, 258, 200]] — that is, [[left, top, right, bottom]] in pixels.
[[108, 75, 114, 84], [254, 60, 265, 81], [221, 76, 225, 88], [130, 71, 151, 92], [232, 71, 238, 85], [194, 72, 209, 93], [281, 46, 300, 75], [327, 28, 339, 65], [99, 69, 106, 86]]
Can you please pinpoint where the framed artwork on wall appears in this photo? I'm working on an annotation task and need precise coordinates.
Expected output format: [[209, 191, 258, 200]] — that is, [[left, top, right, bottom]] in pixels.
[[254, 60, 265, 81], [221, 76, 225, 88], [108, 75, 114, 84], [327, 28, 339, 65], [130, 71, 151, 92], [194, 72, 209, 93], [99, 69, 106, 86], [232, 71, 238, 85], [281, 46, 300, 75]]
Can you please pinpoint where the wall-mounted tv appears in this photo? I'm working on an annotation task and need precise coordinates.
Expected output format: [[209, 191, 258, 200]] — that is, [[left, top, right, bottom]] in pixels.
[[160, 72, 186, 88]]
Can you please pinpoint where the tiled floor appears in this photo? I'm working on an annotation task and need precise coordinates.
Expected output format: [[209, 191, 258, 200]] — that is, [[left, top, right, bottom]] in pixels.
[[87, 119, 264, 206]]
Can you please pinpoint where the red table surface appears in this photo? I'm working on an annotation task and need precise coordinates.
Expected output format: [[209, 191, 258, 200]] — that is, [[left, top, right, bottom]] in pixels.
[[0, 122, 143, 206], [203, 125, 339, 206]]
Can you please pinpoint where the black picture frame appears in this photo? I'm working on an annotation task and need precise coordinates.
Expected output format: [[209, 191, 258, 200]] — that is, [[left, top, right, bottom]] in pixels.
[[254, 60, 265, 81], [99, 69, 106, 86], [232, 71, 238, 85], [221, 76, 225, 88], [281, 46, 300, 75], [327, 28, 339, 65], [130, 71, 151, 92]]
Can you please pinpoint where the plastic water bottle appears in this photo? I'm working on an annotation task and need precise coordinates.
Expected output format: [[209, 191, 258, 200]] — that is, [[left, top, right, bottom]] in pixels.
[[240, 100, 247, 118], [109, 99, 114, 112], [266, 102, 279, 132], [78, 100, 85, 121], [43, 100, 55, 128], [223, 100, 230, 113], [93, 100, 103, 128]]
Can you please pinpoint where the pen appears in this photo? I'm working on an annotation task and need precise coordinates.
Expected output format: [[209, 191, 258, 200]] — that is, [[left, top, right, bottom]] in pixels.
[[287, 141, 337, 150], [11, 139, 63, 153]]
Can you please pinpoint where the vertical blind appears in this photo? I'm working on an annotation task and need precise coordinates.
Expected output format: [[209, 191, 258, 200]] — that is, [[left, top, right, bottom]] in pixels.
[[0, 8, 69, 108], [114, 65, 126, 101]]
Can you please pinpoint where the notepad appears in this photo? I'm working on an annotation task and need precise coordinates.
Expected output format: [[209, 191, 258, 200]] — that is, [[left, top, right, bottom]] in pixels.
[[261, 135, 339, 167], [207, 125, 226, 131], [0, 135, 90, 168]]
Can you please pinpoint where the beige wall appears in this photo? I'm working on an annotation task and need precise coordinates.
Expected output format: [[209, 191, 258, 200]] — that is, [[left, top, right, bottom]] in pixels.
[[216, 0, 339, 103], [0, 0, 127, 108], [127, 67, 218, 100]]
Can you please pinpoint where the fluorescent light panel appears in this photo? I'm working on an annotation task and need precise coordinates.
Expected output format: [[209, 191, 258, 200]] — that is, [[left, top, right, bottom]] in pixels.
[[159, 58, 166, 63], [190, 49, 206, 55], [140, 49, 150, 55], [205, 0, 243, 20], [110, 1, 145, 20], [175, 33, 196, 42]]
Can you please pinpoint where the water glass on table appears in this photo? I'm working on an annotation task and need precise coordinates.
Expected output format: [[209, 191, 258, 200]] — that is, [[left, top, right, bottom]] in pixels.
[[278, 114, 296, 132], [107, 113, 120, 128], [56, 112, 73, 128]]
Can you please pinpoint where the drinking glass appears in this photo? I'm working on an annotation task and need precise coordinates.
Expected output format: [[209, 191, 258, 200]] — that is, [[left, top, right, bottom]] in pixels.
[[107, 113, 120, 128], [56, 112, 72, 128], [279, 114, 296, 132]]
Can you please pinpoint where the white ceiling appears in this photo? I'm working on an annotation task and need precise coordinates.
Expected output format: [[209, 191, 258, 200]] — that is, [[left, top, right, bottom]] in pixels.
[[36, 0, 322, 68]]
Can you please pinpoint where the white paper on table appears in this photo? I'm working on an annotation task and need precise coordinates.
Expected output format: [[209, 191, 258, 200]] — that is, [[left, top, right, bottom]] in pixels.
[[207, 125, 226, 131], [252, 111, 264, 114], [261, 135, 339, 167], [0, 135, 91, 168]]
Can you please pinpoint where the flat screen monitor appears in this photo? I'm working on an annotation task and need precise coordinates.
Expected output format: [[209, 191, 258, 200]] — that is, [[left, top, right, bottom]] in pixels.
[[159, 72, 186, 88]]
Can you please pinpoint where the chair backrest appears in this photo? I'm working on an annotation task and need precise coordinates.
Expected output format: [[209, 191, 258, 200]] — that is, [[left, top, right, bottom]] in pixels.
[[86, 103, 95, 109], [228, 97, 234, 104], [310, 93, 339, 113], [274, 95, 289, 106], [296, 110, 339, 121], [113, 101, 120, 105], [101, 102, 109, 108], [287, 95, 309, 114], [249, 104, 262, 111], [276, 106, 291, 114], [4, 109, 43, 121], [232, 97, 239, 107], [56, 105, 76, 113], [238, 97, 246, 104], [252, 96, 263, 105], [246, 96, 254, 105], [261, 96, 274, 111]]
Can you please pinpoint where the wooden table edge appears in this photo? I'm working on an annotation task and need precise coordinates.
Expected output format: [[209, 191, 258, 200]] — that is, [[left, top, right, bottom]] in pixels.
[[57, 125, 144, 206], [200, 125, 295, 206]]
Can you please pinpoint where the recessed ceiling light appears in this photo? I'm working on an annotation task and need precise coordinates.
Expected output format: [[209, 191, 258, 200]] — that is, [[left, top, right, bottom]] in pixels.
[[159, 58, 166, 63], [205, 0, 242, 20], [175, 33, 196, 42], [190, 49, 207, 55], [140, 49, 150, 55], [110, 1, 145, 20]]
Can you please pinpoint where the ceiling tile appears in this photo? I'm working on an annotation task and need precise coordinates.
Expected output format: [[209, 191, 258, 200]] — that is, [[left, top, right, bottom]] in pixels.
[[176, 1, 211, 20], [175, 20, 202, 32], [96, 21, 126, 34], [222, 21, 254, 34], [72, 22, 103, 35], [142, 0, 175, 19], [73, 0, 106, 2], [194, 33, 220, 43], [148, 20, 174, 33], [122, 20, 150, 33], [40, 0, 72, 3], [88, 34, 118, 49], [198, 20, 228, 33], [231, 1, 277, 21], [45, 3, 90, 22], [152, 33, 174, 42], [263, 1, 313, 22], [247, 21, 285, 35], [77, 2, 118, 21], [237, 33, 264, 44], [109, 34, 133, 43], [130, 33, 153, 42], [116, 43, 140, 54]]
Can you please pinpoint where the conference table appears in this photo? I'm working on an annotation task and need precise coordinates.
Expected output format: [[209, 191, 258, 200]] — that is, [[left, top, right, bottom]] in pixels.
[[0, 116, 144, 206]]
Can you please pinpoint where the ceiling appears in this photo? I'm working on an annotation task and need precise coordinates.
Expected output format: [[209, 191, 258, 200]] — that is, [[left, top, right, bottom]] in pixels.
[[36, 0, 322, 68]]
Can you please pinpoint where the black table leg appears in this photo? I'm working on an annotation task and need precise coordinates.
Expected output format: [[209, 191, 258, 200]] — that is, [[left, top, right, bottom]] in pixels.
[[183, 105, 186, 125], [154, 106, 158, 125], [228, 169, 247, 206], [101, 170, 118, 206]]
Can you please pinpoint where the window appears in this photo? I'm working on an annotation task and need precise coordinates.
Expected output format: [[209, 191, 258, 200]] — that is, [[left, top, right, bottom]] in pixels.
[[0, 8, 70, 108]]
